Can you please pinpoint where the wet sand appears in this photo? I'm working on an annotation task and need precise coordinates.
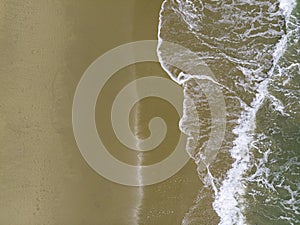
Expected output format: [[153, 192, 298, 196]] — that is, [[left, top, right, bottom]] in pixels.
[[0, 0, 204, 224]]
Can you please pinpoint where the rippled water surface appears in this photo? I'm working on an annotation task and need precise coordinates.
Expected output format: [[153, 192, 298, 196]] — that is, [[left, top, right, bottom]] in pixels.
[[158, 0, 300, 224]]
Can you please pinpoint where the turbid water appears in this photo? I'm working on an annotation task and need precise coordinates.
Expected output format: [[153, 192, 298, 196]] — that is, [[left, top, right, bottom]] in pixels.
[[0, 0, 299, 224], [158, 0, 300, 224]]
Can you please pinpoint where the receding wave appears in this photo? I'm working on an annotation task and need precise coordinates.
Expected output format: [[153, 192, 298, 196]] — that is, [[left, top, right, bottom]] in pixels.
[[157, 0, 298, 224]]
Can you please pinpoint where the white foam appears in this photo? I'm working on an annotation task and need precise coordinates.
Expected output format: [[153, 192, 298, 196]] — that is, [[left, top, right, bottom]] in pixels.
[[279, 0, 296, 18], [213, 1, 296, 224], [213, 81, 268, 225], [157, 0, 297, 224]]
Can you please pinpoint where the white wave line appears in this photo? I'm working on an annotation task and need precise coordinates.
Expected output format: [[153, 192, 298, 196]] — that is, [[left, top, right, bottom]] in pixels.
[[213, 1, 296, 224]]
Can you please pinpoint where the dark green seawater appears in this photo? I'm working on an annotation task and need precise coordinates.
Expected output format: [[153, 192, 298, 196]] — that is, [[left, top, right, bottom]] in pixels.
[[245, 3, 300, 225], [158, 0, 300, 224]]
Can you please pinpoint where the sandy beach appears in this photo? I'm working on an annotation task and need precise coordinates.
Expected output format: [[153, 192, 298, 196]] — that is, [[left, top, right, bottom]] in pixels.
[[0, 1, 205, 224]]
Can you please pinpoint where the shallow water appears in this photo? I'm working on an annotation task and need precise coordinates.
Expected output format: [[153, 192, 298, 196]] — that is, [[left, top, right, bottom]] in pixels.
[[158, 0, 300, 224]]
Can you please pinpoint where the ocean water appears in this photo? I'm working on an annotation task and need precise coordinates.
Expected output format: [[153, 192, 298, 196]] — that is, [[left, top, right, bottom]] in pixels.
[[157, 0, 300, 224]]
